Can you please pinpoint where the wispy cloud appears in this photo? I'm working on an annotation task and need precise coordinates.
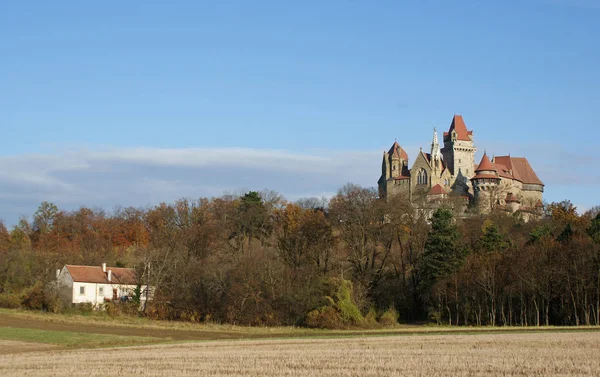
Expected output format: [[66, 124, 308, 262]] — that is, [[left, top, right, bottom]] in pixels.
[[0, 143, 597, 226], [0, 147, 381, 225]]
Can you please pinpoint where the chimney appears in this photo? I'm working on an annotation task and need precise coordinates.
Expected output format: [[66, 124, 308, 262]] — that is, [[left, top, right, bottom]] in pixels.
[[102, 263, 106, 272], [56, 269, 60, 279], [108, 270, 112, 282]]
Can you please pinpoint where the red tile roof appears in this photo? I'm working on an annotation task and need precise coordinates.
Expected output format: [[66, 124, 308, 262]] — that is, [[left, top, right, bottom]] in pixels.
[[443, 115, 473, 141], [475, 152, 496, 172], [388, 141, 408, 160], [494, 156, 544, 185], [494, 162, 514, 179], [471, 173, 501, 180], [65, 265, 138, 285], [428, 184, 447, 195]]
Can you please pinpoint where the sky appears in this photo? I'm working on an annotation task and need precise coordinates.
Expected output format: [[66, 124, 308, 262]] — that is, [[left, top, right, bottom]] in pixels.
[[1, 0, 599, 225]]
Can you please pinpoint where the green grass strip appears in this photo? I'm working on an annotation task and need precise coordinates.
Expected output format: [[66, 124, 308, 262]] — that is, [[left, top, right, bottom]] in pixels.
[[0, 326, 163, 348]]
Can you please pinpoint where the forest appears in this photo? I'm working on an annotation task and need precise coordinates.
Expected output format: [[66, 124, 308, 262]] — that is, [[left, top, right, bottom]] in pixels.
[[1, 184, 599, 328]]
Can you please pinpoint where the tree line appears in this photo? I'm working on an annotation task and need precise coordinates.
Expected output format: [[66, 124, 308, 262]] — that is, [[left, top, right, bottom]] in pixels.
[[1, 184, 599, 328]]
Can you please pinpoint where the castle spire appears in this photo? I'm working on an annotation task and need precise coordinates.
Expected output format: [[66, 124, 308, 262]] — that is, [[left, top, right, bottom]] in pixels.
[[431, 127, 441, 163]]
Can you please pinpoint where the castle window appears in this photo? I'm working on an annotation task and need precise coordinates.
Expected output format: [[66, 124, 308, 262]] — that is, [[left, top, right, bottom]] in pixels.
[[417, 168, 428, 185]]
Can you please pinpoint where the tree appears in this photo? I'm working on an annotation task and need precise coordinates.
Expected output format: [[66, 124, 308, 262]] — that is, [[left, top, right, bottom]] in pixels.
[[329, 184, 390, 296], [478, 221, 509, 254], [548, 200, 579, 226], [33, 202, 59, 234], [419, 209, 465, 323], [421, 209, 463, 285], [232, 191, 273, 252], [274, 204, 334, 272], [386, 193, 429, 319]]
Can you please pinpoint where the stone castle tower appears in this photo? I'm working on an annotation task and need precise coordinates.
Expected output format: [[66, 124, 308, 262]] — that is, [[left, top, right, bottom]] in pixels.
[[440, 115, 476, 194], [471, 152, 500, 213], [378, 141, 411, 199], [378, 114, 544, 216]]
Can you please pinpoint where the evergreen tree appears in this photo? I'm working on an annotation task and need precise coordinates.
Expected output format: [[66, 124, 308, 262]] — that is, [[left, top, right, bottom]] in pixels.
[[478, 222, 509, 253], [587, 213, 600, 244], [420, 209, 463, 287]]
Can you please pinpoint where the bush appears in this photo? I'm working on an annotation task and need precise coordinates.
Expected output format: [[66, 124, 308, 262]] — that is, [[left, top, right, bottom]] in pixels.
[[0, 292, 21, 309], [73, 302, 94, 314], [145, 302, 175, 320], [363, 307, 379, 328], [378, 307, 399, 327], [43, 284, 69, 313], [304, 278, 364, 329], [305, 306, 344, 329], [105, 301, 121, 317], [44, 294, 64, 313], [21, 284, 44, 310]]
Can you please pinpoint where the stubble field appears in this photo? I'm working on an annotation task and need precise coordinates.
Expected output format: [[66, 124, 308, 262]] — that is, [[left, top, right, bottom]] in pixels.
[[1, 331, 600, 377]]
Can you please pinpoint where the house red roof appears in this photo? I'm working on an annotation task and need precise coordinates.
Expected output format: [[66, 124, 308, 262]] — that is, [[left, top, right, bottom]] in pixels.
[[443, 115, 473, 141], [65, 265, 138, 285], [388, 141, 408, 161], [428, 184, 447, 195]]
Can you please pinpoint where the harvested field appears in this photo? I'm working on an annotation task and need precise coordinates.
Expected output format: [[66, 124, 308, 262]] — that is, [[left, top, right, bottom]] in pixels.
[[1, 331, 600, 376], [0, 340, 57, 355]]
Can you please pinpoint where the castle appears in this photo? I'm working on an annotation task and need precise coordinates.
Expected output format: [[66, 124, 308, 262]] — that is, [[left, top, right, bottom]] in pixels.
[[377, 115, 544, 215]]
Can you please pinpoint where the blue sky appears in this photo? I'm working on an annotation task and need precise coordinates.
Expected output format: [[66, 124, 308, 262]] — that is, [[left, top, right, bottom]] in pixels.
[[1, 0, 599, 225]]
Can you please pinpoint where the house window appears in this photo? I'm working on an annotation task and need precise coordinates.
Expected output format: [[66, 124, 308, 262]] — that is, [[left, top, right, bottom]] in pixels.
[[99, 287, 104, 295], [79, 286, 85, 295]]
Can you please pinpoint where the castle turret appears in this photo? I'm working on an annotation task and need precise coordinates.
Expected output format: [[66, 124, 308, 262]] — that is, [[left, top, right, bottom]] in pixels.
[[471, 152, 500, 213], [389, 141, 406, 178], [441, 115, 476, 193], [378, 141, 410, 199], [505, 192, 521, 213]]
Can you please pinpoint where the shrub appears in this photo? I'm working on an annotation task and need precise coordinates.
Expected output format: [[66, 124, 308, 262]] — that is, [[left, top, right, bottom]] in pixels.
[[45, 294, 64, 313], [305, 306, 344, 329], [378, 307, 399, 327], [21, 284, 44, 310], [43, 283, 69, 313], [0, 292, 21, 309], [73, 302, 94, 314], [145, 302, 174, 320], [363, 307, 379, 328], [304, 278, 364, 329], [105, 302, 121, 317]]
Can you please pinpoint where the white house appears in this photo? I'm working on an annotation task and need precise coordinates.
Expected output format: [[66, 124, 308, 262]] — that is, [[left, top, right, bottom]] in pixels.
[[56, 263, 151, 307]]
